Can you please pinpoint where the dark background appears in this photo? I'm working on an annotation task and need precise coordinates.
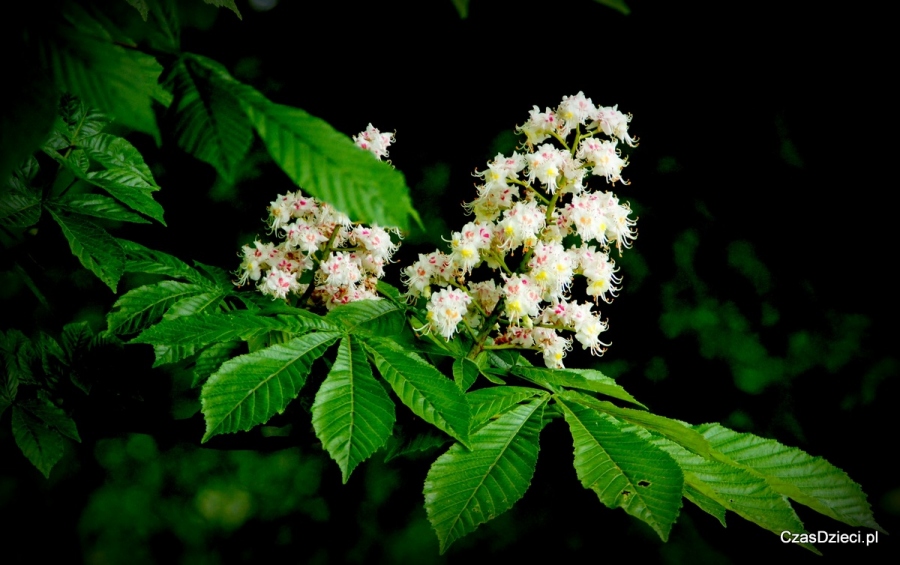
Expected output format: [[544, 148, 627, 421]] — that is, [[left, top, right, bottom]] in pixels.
[[1, 0, 896, 563]]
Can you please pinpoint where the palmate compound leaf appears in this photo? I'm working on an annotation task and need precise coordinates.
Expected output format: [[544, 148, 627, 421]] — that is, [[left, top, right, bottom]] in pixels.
[[238, 89, 419, 231], [556, 393, 684, 541], [312, 336, 396, 483], [201, 331, 340, 442], [699, 423, 884, 532], [424, 394, 549, 554], [163, 54, 253, 182], [363, 337, 470, 446], [46, 207, 125, 292]]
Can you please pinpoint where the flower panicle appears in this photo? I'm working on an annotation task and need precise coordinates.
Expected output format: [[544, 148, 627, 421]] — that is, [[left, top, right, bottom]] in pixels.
[[402, 93, 638, 368], [236, 125, 400, 310]]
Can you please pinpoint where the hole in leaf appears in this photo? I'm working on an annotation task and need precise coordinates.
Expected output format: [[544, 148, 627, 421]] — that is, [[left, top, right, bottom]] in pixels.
[[621, 490, 631, 497], [637, 480, 651, 487]]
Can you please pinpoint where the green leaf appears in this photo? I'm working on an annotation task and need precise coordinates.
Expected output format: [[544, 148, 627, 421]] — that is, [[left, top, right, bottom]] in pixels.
[[145, 0, 180, 51], [684, 484, 727, 527], [239, 91, 419, 230], [164, 54, 253, 181], [117, 238, 209, 285], [53, 194, 151, 224], [466, 386, 545, 431], [61, 321, 94, 357], [193, 260, 234, 290], [11, 407, 64, 478], [107, 281, 212, 335], [424, 396, 548, 553], [201, 331, 340, 441], [2, 157, 42, 228], [642, 429, 809, 545], [44, 4, 164, 137], [312, 336, 395, 483], [452, 357, 479, 392], [192, 341, 239, 388], [47, 208, 125, 292], [699, 423, 883, 532], [512, 367, 647, 408], [49, 94, 111, 147], [126, 0, 149, 21], [376, 280, 405, 306], [152, 343, 196, 367], [19, 398, 81, 442], [571, 393, 712, 458], [132, 311, 335, 348], [162, 290, 225, 320], [80, 173, 164, 224], [203, 0, 242, 19], [365, 337, 470, 446], [450, 0, 469, 19], [384, 428, 450, 462], [594, 0, 631, 16], [556, 393, 684, 541], [326, 299, 405, 337], [0, 188, 42, 229], [81, 133, 157, 186]]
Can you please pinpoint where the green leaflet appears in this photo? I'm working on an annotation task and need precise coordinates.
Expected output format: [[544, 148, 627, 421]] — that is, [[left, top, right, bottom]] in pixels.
[[594, 0, 631, 16], [126, 0, 150, 21], [46, 208, 125, 292], [52, 194, 151, 224], [132, 311, 335, 348], [239, 90, 419, 231], [466, 386, 545, 431], [384, 428, 450, 462], [107, 281, 212, 335], [325, 299, 405, 337], [203, 0, 243, 19], [451, 357, 479, 392], [81, 133, 157, 187], [45, 3, 164, 138], [511, 366, 647, 408], [117, 239, 210, 285], [162, 291, 225, 320], [19, 398, 81, 442], [424, 395, 548, 554], [192, 341, 239, 388], [364, 337, 470, 446], [11, 407, 64, 478], [49, 94, 111, 147], [640, 428, 810, 547], [201, 331, 340, 441], [684, 484, 727, 527], [164, 54, 253, 181], [2, 158, 43, 229], [570, 393, 712, 457], [556, 394, 684, 541], [312, 336, 395, 483], [699, 423, 883, 532], [87, 169, 165, 225]]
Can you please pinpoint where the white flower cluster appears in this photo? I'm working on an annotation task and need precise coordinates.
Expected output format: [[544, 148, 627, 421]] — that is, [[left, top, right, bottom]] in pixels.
[[237, 127, 399, 309], [403, 93, 637, 368]]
